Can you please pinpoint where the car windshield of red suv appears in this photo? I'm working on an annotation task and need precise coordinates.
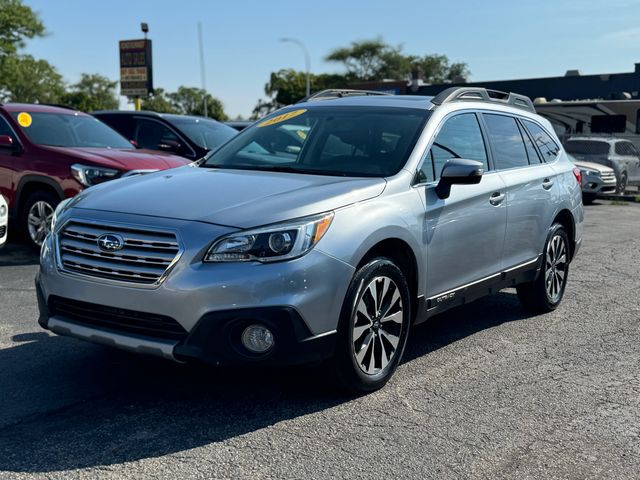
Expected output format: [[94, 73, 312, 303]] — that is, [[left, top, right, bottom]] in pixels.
[[11, 112, 134, 149]]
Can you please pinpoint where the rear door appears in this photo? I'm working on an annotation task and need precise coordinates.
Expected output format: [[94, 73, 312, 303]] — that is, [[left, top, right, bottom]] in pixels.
[[417, 112, 507, 297], [486, 114, 559, 269]]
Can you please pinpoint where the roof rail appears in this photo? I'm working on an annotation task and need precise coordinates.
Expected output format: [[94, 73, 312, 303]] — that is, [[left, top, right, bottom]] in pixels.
[[298, 89, 392, 103], [431, 87, 536, 113]]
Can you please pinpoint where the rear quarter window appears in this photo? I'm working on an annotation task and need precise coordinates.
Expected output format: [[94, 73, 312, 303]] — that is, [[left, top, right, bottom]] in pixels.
[[522, 120, 560, 162]]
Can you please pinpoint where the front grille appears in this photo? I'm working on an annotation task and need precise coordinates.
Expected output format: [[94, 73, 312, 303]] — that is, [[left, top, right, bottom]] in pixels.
[[0, 225, 6, 237], [49, 295, 188, 341], [601, 171, 616, 184], [57, 220, 180, 285]]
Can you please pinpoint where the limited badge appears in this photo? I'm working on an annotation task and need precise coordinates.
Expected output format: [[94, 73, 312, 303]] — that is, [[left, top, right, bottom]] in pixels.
[[17, 112, 32, 127], [257, 109, 306, 128]]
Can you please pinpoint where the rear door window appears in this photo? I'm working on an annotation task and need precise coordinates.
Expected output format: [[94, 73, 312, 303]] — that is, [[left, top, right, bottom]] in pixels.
[[483, 114, 529, 169], [522, 120, 560, 161], [420, 113, 488, 182]]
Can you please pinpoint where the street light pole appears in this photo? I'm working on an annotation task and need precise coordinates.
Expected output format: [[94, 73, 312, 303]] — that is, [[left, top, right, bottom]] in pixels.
[[279, 37, 310, 98], [198, 22, 208, 117]]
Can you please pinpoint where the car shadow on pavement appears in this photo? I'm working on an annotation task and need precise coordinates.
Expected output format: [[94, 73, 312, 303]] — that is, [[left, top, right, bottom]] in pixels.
[[0, 233, 39, 267], [0, 291, 530, 473]]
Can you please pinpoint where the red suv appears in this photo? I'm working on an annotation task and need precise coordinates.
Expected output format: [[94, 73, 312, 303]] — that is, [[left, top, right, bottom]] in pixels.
[[0, 104, 188, 248]]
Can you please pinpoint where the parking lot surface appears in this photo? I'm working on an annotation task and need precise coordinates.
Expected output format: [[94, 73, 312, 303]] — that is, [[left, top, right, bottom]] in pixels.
[[0, 201, 638, 479]]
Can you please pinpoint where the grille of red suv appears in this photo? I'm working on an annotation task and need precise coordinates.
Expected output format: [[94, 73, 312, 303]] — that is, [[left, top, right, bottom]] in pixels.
[[57, 220, 181, 285], [49, 295, 187, 341]]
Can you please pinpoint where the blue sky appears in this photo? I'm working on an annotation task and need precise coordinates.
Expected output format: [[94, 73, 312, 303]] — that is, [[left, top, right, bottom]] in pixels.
[[22, 0, 640, 118]]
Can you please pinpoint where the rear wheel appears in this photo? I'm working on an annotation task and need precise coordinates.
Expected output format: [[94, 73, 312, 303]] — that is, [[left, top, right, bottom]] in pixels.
[[21, 191, 59, 250], [517, 223, 570, 313], [332, 258, 411, 393]]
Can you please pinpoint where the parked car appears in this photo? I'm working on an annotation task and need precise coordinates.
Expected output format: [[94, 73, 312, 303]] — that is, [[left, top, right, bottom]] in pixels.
[[0, 103, 189, 248], [0, 195, 7, 248], [225, 120, 253, 132], [37, 88, 583, 393], [94, 111, 238, 160], [564, 137, 640, 194], [568, 154, 617, 204]]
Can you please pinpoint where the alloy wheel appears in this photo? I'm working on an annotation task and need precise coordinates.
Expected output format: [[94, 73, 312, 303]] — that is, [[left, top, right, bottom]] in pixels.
[[545, 234, 568, 302], [27, 200, 54, 246], [352, 276, 404, 375]]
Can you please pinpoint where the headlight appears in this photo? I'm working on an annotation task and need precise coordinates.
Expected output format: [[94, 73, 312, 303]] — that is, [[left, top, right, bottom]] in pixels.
[[71, 164, 119, 187], [204, 212, 334, 263], [50, 198, 71, 232], [0, 204, 7, 219], [580, 168, 599, 177]]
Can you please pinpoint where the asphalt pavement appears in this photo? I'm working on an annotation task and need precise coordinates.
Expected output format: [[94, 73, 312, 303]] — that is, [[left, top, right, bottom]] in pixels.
[[0, 200, 638, 479]]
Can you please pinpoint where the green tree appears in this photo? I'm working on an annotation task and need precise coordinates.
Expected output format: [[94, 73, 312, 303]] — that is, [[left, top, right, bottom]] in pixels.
[[167, 86, 228, 120], [326, 38, 470, 83], [325, 38, 409, 81], [0, 0, 44, 56], [62, 73, 118, 112], [141, 88, 178, 113], [411, 54, 471, 83], [0, 54, 64, 103], [252, 69, 346, 118]]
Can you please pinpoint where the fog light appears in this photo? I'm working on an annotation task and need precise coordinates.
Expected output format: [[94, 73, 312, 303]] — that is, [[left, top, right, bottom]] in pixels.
[[241, 324, 275, 353]]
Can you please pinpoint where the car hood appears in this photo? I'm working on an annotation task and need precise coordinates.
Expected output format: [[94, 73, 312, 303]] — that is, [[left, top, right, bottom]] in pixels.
[[43, 146, 188, 170], [573, 160, 614, 173], [73, 166, 387, 228]]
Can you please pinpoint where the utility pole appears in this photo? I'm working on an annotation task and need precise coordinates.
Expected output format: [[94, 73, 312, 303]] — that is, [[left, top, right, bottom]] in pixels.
[[198, 22, 208, 117]]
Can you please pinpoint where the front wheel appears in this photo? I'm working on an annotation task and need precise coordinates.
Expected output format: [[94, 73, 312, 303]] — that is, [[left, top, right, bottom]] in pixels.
[[517, 223, 570, 313], [21, 191, 59, 250], [332, 258, 411, 393]]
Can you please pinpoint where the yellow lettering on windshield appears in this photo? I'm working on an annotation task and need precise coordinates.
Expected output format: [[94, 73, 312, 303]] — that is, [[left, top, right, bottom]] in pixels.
[[257, 109, 306, 128]]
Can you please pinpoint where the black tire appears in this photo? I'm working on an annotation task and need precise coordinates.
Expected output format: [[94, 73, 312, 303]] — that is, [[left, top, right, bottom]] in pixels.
[[21, 190, 60, 250], [517, 223, 570, 313], [332, 257, 411, 393], [582, 193, 596, 205], [617, 171, 628, 194]]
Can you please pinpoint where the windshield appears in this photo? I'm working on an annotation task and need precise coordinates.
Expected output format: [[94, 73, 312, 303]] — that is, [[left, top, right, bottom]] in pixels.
[[167, 116, 237, 149], [12, 112, 133, 149], [565, 140, 609, 155], [202, 106, 429, 177]]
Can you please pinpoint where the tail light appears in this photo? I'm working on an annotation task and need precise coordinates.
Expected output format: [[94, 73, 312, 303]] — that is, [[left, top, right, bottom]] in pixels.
[[572, 168, 582, 185]]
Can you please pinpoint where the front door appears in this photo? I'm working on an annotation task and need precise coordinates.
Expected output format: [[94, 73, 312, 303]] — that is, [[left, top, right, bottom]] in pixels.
[[417, 112, 507, 297]]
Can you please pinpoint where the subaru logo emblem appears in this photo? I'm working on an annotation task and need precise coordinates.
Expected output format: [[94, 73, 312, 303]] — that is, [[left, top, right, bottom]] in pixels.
[[97, 233, 124, 252]]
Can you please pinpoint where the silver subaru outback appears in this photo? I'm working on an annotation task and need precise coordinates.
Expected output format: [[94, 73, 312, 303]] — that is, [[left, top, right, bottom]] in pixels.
[[37, 88, 584, 392]]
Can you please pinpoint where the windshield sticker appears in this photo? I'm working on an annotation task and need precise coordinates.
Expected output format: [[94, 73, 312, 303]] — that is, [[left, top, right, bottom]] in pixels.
[[17, 112, 32, 127], [296, 129, 307, 140], [257, 109, 306, 128]]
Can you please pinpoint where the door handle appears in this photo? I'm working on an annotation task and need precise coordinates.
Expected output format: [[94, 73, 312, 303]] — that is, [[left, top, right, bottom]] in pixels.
[[542, 178, 554, 190], [489, 191, 505, 206]]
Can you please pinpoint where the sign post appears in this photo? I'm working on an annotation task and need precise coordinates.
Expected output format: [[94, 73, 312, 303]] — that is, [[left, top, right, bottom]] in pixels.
[[119, 39, 153, 110]]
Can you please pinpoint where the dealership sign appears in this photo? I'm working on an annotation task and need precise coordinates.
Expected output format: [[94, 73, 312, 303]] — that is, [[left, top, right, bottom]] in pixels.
[[119, 39, 153, 97]]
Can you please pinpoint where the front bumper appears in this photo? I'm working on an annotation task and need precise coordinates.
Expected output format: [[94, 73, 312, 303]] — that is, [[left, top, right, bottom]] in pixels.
[[581, 172, 616, 195], [37, 210, 354, 365]]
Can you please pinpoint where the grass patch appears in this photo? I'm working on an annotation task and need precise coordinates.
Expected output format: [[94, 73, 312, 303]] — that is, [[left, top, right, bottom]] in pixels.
[[610, 200, 627, 206]]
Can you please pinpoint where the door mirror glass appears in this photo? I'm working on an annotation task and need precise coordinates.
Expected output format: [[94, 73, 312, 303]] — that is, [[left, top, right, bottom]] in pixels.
[[158, 139, 181, 152], [435, 159, 484, 199], [0, 135, 15, 149]]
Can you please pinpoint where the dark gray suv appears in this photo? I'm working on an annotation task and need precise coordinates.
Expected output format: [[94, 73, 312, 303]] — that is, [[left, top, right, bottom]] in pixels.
[[37, 88, 584, 392]]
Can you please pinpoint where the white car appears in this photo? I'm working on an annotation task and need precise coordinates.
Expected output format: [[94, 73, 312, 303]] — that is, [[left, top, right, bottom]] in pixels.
[[568, 155, 617, 204], [0, 195, 7, 248]]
